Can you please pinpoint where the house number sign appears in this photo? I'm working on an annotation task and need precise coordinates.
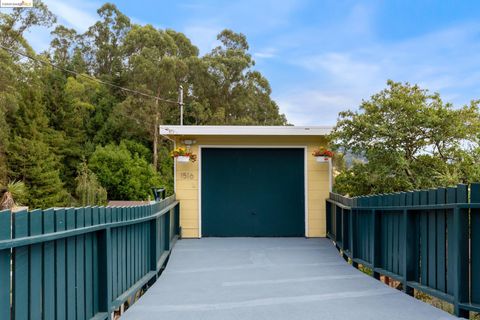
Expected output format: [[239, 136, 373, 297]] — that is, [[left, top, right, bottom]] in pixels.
[[179, 171, 195, 180]]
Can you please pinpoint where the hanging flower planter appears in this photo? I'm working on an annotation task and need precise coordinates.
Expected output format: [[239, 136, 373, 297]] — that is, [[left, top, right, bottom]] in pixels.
[[176, 155, 191, 163], [170, 147, 197, 163], [312, 147, 334, 163]]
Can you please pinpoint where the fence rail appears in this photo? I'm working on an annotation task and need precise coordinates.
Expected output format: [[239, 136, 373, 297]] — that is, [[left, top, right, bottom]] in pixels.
[[0, 195, 180, 320], [326, 184, 480, 318]]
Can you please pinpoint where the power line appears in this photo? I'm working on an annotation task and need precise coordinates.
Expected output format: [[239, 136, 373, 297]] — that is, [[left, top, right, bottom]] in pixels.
[[0, 43, 180, 105]]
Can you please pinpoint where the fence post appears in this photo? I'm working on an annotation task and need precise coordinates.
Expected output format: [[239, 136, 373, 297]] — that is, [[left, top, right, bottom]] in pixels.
[[149, 215, 159, 276], [370, 209, 380, 279], [332, 204, 336, 241], [471, 184, 480, 309], [0, 210, 11, 320], [341, 206, 344, 249], [98, 227, 112, 318], [164, 208, 171, 251], [175, 203, 181, 237], [350, 208, 357, 267], [349, 208, 354, 262], [453, 203, 469, 318], [402, 208, 414, 295], [341, 207, 350, 262]]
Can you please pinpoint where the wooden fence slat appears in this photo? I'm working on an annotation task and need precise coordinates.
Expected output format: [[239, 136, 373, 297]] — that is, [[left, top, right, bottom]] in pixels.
[[157, 216, 162, 269], [121, 207, 127, 295], [133, 207, 138, 282], [446, 187, 456, 296], [164, 209, 171, 252], [43, 208, 55, 320], [366, 211, 370, 262], [144, 207, 148, 274], [454, 184, 469, 316], [117, 207, 123, 293], [99, 206, 105, 224], [427, 189, 437, 290], [0, 210, 11, 320], [399, 193, 406, 277], [136, 207, 140, 282], [93, 207, 101, 315], [29, 209, 43, 320], [420, 191, 429, 286], [76, 208, 86, 320], [410, 191, 420, 282], [387, 212, 393, 272], [13, 209, 29, 320], [132, 208, 138, 285], [392, 212, 399, 274], [471, 183, 480, 304], [381, 211, 387, 269], [140, 207, 144, 276], [118, 209, 124, 295], [105, 207, 112, 303], [111, 208, 118, 300], [435, 188, 446, 293], [85, 207, 94, 318], [357, 211, 362, 261], [145, 209, 150, 273], [55, 209, 67, 320], [126, 218, 131, 288], [66, 208, 77, 320]]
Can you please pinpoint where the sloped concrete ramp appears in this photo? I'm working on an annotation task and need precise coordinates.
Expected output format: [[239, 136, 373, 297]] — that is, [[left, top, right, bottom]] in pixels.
[[122, 238, 456, 320]]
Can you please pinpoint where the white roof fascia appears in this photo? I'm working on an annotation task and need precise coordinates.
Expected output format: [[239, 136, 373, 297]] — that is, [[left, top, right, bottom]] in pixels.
[[159, 125, 333, 136]]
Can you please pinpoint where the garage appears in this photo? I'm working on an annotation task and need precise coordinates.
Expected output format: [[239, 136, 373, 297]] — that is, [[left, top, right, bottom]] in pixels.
[[201, 148, 305, 237], [159, 125, 333, 238]]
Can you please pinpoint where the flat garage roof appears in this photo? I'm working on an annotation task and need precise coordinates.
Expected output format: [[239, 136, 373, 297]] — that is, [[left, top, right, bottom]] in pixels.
[[159, 125, 333, 136]]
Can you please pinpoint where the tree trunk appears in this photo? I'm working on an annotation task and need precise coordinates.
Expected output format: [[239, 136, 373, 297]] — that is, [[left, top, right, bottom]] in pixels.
[[153, 100, 159, 171], [152, 89, 161, 171], [0, 153, 6, 186]]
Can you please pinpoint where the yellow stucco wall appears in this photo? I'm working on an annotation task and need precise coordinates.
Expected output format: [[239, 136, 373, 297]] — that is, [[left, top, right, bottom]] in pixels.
[[172, 135, 330, 238]]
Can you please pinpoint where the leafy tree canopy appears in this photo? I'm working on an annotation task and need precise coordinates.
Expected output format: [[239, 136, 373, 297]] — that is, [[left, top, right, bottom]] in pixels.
[[332, 80, 480, 196], [75, 161, 107, 206], [0, 1, 287, 208], [89, 141, 162, 200]]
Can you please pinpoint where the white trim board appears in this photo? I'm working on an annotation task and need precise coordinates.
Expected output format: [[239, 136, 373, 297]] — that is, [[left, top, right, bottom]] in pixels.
[[198, 145, 309, 238], [161, 125, 332, 136]]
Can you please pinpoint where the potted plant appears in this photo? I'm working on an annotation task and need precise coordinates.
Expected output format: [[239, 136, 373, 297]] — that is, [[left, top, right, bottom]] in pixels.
[[312, 147, 334, 163], [170, 147, 197, 163]]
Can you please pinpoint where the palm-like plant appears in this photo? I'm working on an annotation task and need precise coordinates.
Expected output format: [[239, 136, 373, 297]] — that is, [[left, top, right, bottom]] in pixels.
[[0, 180, 27, 210]]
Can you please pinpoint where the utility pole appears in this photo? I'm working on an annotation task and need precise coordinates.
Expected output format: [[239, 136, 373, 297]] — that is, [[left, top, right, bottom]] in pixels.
[[179, 85, 184, 125]]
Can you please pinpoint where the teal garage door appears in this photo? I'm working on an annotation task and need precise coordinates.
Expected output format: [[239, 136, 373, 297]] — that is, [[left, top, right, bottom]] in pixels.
[[201, 148, 305, 237]]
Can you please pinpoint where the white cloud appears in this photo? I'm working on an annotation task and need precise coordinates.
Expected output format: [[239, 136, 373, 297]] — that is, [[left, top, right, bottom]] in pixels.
[[275, 90, 359, 126], [179, 0, 307, 56], [274, 20, 480, 125], [183, 25, 220, 55], [23, 0, 99, 52], [44, 0, 98, 32], [180, 0, 306, 34], [255, 52, 275, 58], [25, 26, 52, 52], [294, 52, 381, 85], [19, 0, 480, 127], [254, 48, 277, 59], [226, 0, 306, 31]]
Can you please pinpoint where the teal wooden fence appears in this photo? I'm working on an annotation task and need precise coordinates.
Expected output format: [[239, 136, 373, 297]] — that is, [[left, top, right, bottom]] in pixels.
[[0, 195, 180, 320], [327, 184, 480, 318]]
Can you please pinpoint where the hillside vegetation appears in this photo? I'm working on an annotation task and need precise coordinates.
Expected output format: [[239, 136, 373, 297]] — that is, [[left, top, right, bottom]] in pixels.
[[0, 1, 287, 208]]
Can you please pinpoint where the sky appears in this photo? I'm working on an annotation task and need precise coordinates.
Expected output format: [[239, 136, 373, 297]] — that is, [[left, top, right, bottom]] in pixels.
[[23, 0, 480, 125]]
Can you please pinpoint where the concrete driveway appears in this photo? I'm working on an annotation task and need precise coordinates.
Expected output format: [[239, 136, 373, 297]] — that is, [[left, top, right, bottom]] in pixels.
[[122, 238, 456, 320]]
